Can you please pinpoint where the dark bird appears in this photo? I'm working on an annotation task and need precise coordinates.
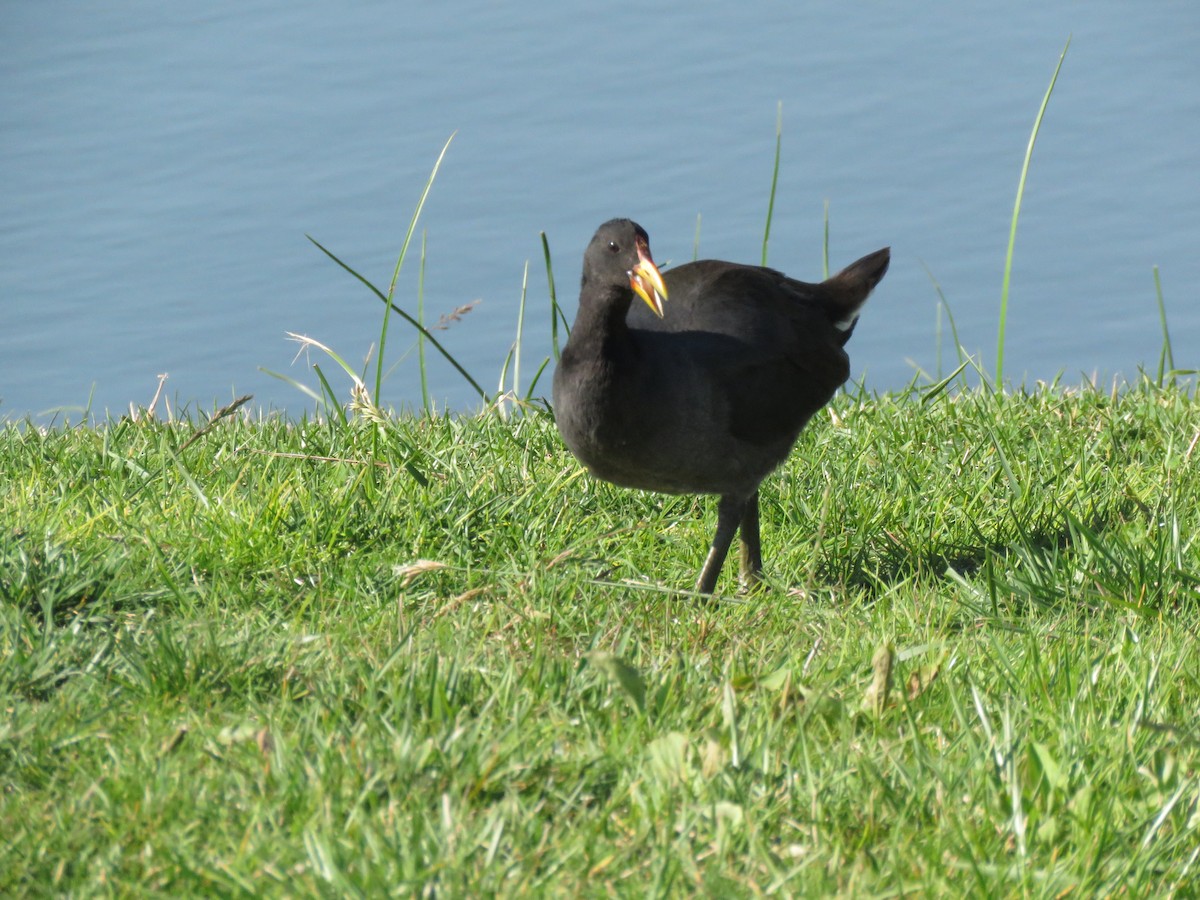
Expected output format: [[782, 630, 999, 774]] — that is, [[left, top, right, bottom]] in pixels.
[[553, 218, 889, 595]]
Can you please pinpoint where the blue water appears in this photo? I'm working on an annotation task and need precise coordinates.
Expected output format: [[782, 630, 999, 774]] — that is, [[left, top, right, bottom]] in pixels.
[[3, 2, 1198, 421]]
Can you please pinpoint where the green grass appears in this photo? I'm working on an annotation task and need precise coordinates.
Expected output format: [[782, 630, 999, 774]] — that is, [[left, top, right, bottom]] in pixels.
[[3, 381, 1200, 896]]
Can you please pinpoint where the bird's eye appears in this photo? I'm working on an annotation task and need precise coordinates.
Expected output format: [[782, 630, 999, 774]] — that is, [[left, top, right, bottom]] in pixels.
[[607, 241, 619, 253]]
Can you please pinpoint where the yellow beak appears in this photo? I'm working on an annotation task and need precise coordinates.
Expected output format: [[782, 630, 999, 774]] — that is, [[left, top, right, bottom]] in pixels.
[[629, 240, 668, 318]]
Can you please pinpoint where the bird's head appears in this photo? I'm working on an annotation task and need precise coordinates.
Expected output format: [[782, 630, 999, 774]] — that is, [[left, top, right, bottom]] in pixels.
[[585, 219, 667, 318]]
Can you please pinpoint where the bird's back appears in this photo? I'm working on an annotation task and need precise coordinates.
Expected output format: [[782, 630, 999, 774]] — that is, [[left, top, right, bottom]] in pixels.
[[626, 260, 859, 447], [556, 245, 889, 498]]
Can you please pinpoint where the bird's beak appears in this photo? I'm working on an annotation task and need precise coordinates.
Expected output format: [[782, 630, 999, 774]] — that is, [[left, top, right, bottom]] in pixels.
[[629, 238, 667, 318]]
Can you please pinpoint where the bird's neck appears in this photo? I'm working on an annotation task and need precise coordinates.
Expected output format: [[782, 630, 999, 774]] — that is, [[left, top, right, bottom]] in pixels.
[[572, 286, 634, 347]]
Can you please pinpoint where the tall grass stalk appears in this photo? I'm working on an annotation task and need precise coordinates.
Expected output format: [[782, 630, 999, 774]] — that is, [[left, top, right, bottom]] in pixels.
[[496, 261, 531, 418], [761, 102, 783, 266], [1154, 265, 1175, 387], [935, 294, 944, 378], [541, 233, 565, 362], [375, 133, 456, 407], [822, 199, 830, 280], [514, 262, 528, 400], [418, 231, 431, 414], [996, 37, 1070, 386], [920, 259, 967, 381]]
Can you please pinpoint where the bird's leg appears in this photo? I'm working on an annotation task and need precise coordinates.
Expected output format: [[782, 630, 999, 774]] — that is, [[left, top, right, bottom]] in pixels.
[[695, 494, 746, 595], [738, 491, 763, 591]]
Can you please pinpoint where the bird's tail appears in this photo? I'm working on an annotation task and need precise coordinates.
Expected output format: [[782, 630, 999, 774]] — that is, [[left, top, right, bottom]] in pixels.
[[823, 247, 891, 338]]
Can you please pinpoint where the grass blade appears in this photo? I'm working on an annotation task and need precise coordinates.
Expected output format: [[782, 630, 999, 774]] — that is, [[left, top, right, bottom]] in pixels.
[[376, 132, 457, 406], [259, 367, 328, 409], [524, 356, 552, 401], [921, 360, 971, 404], [286, 332, 363, 387], [1153, 265, 1174, 387], [541, 232, 565, 361], [514, 260, 529, 402], [177, 394, 253, 452], [920, 259, 967, 376], [418, 231, 431, 414], [761, 102, 782, 266], [496, 348, 514, 412], [821, 199, 830, 280], [305, 234, 487, 401], [996, 37, 1070, 386], [311, 364, 350, 426]]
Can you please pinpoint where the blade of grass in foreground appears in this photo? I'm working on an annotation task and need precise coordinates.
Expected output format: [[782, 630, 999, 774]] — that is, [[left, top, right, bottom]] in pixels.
[[996, 37, 1070, 386]]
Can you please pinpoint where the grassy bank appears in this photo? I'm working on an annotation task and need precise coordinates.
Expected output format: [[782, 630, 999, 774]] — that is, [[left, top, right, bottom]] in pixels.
[[3, 380, 1199, 896]]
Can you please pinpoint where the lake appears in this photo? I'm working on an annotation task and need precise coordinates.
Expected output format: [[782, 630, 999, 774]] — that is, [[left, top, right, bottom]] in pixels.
[[2, 1, 1198, 421]]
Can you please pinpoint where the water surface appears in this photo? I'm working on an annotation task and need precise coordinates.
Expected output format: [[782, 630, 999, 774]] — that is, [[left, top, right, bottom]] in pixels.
[[2, 2, 1197, 420]]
